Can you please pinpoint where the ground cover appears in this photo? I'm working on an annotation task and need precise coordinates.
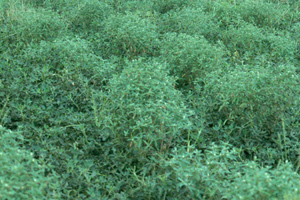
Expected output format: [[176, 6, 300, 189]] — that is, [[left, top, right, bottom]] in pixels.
[[1, 0, 300, 199]]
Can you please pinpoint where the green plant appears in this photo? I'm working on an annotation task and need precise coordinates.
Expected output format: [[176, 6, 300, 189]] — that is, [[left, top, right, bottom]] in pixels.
[[225, 161, 300, 200], [220, 22, 297, 65], [152, 0, 194, 14], [158, 6, 220, 42], [162, 143, 300, 200], [61, 0, 113, 33], [94, 11, 160, 59], [161, 142, 240, 199], [0, 2, 68, 54], [194, 64, 300, 164], [0, 125, 61, 199], [1, 0, 300, 199], [102, 58, 192, 153], [235, 0, 288, 29], [0, 37, 118, 199], [159, 32, 227, 91]]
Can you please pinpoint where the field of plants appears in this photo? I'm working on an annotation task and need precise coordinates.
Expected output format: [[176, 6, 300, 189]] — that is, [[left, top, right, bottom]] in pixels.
[[1, 0, 300, 199]]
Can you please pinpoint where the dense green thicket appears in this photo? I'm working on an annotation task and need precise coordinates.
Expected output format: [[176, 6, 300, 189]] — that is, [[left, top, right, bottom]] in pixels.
[[1, 0, 300, 199], [0, 126, 60, 199]]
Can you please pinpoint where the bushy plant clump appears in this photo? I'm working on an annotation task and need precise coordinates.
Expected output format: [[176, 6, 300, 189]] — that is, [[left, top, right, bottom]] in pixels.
[[152, 0, 194, 14], [159, 32, 227, 90], [158, 6, 220, 42], [0, 1, 68, 54], [291, 22, 300, 64], [2, 36, 116, 128], [221, 22, 297, 65], [0, 37, 117, 198], [0, 126, 60, 199], [102, 58, 192, 153], [193, 64, 300, 164], [1, 0, 300, 199], [94, 11, 160, 58], [234, 0, 283, 28], [159, 0, 298, 66], [226, 161, 300, 200], [160, 143, 300, 199], [21, 37, 116, 87], [45, 0, 113, 33]]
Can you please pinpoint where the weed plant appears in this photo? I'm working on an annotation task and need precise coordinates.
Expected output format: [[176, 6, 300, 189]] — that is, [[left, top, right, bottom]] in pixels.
[[0, 125, 61, 199], [1, 0, 300, 199]]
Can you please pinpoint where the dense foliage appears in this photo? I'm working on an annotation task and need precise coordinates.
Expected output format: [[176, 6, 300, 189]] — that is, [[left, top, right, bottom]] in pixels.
[[0, 126, 60, 199], [1, 0, 300, 199]]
